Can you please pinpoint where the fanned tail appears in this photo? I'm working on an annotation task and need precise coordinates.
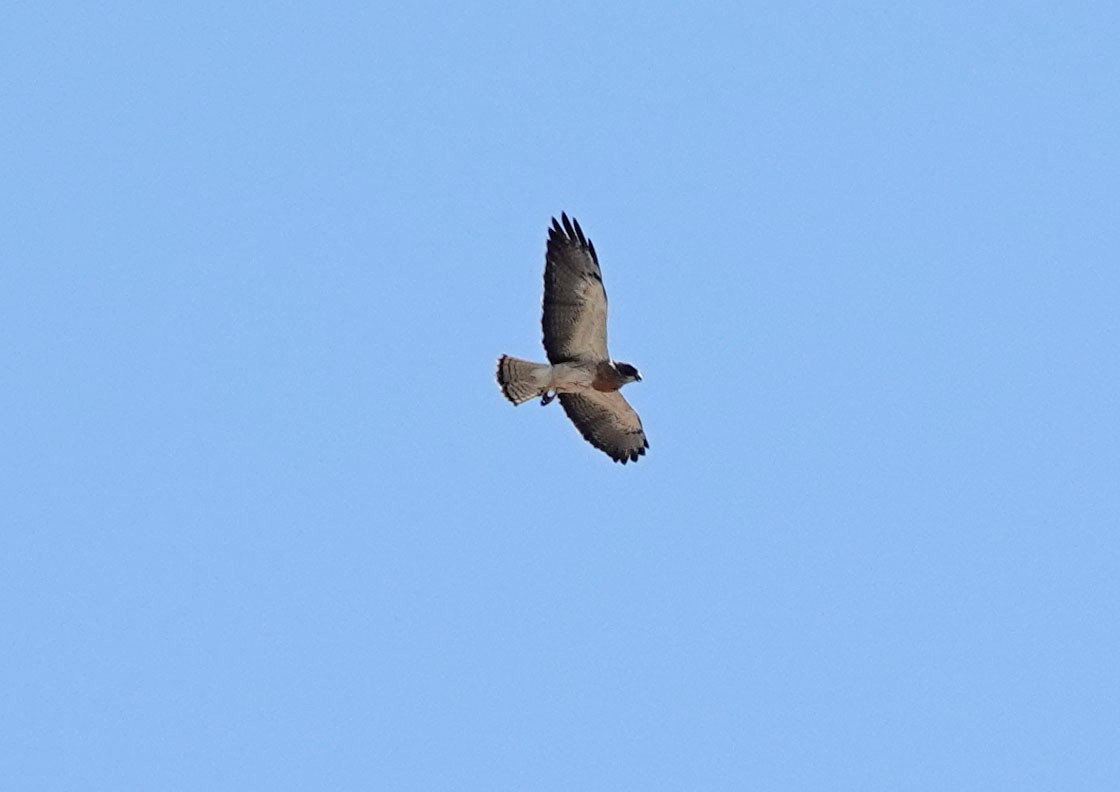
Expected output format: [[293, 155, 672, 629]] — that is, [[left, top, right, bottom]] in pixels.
[[496, 355, 551, 405]]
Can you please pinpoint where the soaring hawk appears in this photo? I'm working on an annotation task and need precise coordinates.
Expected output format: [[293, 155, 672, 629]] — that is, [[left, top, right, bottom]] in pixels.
[[496, 213, 649, 464]]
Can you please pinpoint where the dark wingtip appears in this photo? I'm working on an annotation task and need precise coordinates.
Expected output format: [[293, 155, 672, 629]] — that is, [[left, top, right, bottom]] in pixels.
[[612, 445, 647, 464], [571, 216, 586, 246], [548, 212, 593, 252], [561, 213, 575, 240]]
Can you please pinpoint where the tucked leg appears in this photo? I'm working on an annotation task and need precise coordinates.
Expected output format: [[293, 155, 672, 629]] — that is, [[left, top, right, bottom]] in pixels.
[[540, 391, 555, 406]]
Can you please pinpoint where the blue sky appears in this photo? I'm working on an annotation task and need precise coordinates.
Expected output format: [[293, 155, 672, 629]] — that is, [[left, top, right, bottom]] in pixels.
[[3, 2, 1118, 789]]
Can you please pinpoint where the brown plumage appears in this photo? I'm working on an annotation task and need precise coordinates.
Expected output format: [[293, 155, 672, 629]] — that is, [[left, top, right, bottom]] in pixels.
[[496, 214, 649, 464]]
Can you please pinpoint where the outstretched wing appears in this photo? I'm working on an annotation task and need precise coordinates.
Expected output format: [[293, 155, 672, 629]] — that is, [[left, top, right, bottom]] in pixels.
[[542, 213, 609, 364], [558, 391, 649, 464]]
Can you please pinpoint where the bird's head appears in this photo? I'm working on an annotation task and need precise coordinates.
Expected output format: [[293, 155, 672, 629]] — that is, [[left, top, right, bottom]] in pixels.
[[614, 361, 642, 384]]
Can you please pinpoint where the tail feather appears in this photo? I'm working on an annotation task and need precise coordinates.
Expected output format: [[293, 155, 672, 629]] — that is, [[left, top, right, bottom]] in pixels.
[[496, 355, 551, 405]]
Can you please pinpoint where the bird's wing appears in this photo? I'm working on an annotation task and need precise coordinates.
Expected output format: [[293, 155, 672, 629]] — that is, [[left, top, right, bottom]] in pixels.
[[542, 213, 609, 364], [558, 391, 649, 464]]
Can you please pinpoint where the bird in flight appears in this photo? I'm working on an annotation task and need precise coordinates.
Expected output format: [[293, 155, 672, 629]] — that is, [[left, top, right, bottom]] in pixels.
[[496, 213, 649, 464]]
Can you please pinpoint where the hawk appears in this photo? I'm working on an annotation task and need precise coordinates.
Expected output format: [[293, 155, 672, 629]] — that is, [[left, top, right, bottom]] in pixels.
[[496, 213, 649, 464]]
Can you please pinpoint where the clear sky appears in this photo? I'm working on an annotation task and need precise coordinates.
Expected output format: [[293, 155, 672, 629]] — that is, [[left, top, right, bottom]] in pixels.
[[3, 2, 1118, 790]]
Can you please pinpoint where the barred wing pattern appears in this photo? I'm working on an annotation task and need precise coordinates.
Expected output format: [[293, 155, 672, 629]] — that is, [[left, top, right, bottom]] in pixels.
[[558, 391, 649, 464], [542, 213, 609, 364]]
